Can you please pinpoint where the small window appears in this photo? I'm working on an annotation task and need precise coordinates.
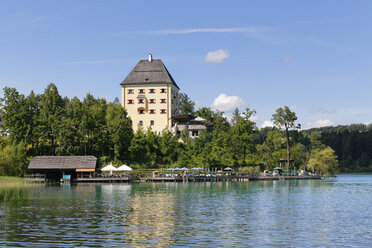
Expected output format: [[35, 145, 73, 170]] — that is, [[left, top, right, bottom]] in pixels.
[[128, 89, 134, 94], [139, 120, 143, 126], [161, 88, 166, 93], [149, 109, 156, 114], [192, 130, 199, 137], [149, 99, 155, 104], [150, 120, 154, 126], [139, 89, 145, 93], [160, 99, 166, 103], [176, 131, 181, 135], [138, 99, 144, 104], [160, 109, 166, 114], [138, 109, 145, 114], [149, 89, 155, 93], [127, 99, 133, 104]]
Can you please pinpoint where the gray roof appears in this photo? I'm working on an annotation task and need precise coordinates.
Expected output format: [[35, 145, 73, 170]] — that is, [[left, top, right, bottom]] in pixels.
[[28, 156, 97, 170], [120, 59, 180, 89]]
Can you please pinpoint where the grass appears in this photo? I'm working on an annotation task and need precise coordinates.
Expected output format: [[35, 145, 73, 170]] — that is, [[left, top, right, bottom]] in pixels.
[[0, 176, 43, 186], [0, 176, 26, 183]]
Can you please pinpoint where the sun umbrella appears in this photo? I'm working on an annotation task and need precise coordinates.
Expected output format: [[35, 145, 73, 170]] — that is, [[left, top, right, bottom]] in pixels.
[[224, 167, 232, 171], [117, 164, 133, 171], [101, 163, 117, 175]]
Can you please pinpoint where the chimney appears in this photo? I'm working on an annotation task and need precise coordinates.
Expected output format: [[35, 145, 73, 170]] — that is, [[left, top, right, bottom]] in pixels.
[[148, 53, 152, 62]]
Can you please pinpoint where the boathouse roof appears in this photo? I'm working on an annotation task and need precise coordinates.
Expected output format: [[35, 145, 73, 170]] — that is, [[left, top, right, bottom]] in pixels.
[[28, 156, 97, 170], [120, 56, 180, 89]]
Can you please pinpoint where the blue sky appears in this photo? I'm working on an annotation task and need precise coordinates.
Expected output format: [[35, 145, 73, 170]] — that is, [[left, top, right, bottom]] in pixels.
[[1, 0, 371, 129]]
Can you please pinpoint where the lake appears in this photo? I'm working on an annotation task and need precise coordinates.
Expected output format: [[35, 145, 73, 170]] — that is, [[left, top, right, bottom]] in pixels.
[[1, 175, 372, 247]]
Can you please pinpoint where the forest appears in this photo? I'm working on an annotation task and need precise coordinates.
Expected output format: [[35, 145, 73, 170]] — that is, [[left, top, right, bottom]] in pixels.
[[1, 83, 366, 177], [305, 125, 372, 173]]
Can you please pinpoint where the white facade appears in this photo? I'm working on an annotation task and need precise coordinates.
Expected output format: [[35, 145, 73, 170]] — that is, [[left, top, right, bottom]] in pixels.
[[121, 84, 179, 133]]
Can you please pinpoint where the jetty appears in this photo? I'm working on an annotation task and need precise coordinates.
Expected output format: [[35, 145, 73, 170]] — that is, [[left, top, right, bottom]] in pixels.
[[70, 174, 321, 183]]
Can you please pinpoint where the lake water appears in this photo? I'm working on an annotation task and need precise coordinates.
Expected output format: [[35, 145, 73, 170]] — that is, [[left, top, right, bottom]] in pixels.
[[1, 175, 372, 247]]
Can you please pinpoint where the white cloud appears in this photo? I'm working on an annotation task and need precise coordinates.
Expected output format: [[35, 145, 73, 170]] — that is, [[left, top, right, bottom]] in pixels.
[[211, 93, 245, 112], [283, 56, 294, 63], [114, 27, 271, 36], [250, 115, 259, 122], [205, 49, 230, 63], [305, 119, 334, 129], [261, 121, 274, 128], [150, 27, 270, 35]]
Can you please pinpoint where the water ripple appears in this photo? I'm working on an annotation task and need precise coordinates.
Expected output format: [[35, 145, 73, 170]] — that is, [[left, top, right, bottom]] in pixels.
[[1, 176, 372, 247]]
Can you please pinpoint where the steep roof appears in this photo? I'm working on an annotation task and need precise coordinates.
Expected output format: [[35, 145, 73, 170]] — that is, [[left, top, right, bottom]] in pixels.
[[28, 156, 97, 170], [120, 59, 180, 89]]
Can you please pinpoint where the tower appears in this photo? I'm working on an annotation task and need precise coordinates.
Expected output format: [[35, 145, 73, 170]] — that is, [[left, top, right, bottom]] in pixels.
[[120, 54, 180, 133]]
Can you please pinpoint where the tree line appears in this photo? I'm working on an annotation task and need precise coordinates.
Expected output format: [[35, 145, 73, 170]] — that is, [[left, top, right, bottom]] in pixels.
[[305, 125, 372, 173], [1, 84, 339, 176]]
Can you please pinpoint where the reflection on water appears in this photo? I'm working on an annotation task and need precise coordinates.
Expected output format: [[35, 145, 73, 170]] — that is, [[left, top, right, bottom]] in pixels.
[[1, 176, 372, 247], [0, 186, 30, 207]]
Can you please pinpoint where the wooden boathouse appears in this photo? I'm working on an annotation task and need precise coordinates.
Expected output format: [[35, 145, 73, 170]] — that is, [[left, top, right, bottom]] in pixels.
[[28, 156, 97, 181]]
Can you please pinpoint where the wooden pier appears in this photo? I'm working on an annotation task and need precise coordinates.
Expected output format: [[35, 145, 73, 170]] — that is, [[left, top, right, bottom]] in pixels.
[[72, 175, 321, 183], [32, 174, 321, 184], [141, 175, 321, 183], [74, 176, 132, 183]]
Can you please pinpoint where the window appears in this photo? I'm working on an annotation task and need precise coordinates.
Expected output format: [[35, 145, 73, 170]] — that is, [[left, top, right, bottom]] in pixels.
[[138, 99, 144, 104], [149, 89, 155, 93], [149, 99, 155, 104], [160, 99, 166, 103], [192, 130, 199, 137], [160, 109, 166, 114], [128, 89, 134, 94], [149, 109, 156, 114], [138, 109, 145, 114], [127, 99, 134, 104], [139, 89, 145, 93], [176, 131, 181, 135], [150, 120, 154, 126], [139, 120, 143, 126], [160, 88, 166, 93]]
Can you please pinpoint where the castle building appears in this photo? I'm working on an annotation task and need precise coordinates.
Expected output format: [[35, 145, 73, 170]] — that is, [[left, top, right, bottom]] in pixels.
[[120, 54, 180, 133]]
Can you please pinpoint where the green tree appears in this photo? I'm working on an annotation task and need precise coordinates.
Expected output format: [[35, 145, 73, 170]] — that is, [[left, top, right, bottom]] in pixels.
[[309, 131, 325, 150], [25, 91, 40, 154], [257, 130, 286, 169], [106, 103, 133, 162], [38, 83, 65, 155], [229, 108, 257, 166], [178, 93, 195, 115], [0, 87, 29, 144], [80, 94, 107, 157], [272, 106, 300, 171], [129, 127, 148, 167], [0, 138, 28, 177], [307, 146, 338, 177], [195, 107, 229, 132], [159, 129, 180, 165], [56, 97, 84, 155]]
